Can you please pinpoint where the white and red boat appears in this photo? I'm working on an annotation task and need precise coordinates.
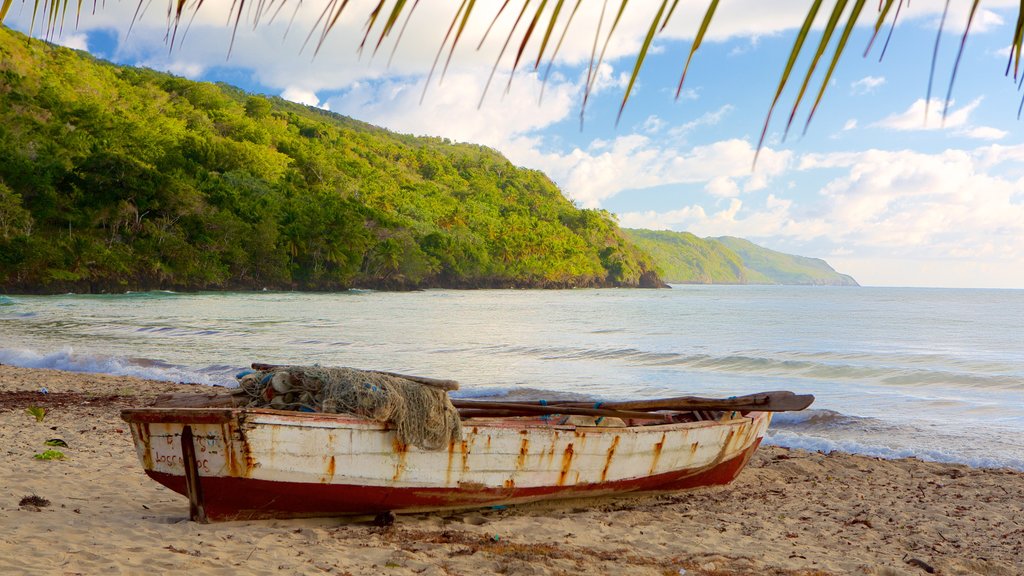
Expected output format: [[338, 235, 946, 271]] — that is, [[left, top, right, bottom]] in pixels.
[[120, 406, 774, 522]]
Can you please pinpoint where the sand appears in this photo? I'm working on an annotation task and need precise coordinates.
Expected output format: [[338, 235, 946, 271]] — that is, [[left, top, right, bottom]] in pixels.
[[1, 364, 1021, 576]]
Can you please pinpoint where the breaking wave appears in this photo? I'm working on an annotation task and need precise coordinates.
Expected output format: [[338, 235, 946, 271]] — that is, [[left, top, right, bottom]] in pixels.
[[0, 347, 234, 386]]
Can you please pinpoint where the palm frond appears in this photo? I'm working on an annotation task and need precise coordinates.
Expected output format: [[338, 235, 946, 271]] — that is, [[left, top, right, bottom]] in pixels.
[[7, 0, 1024, 161]]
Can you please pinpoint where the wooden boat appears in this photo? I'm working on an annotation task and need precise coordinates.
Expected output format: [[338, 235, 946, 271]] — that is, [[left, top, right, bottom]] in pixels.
[[121, 404, 776, 522]]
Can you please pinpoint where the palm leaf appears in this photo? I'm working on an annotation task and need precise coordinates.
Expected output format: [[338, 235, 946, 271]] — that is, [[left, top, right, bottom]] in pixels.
[[579, 0, 610, 124], [675, 0, 719, 99], [442, 0, 477, 80], [478, 1, 531, 108], [878, 0, 905, 62], [1007, 4, 1024, 79], [804, 0, 868, 135], [943, 0, 980, 123], [0, 0, 14, 22], [6, 0, 1024, 142], [925, 0, 951, 124], [505, 0, 547, 92], [532, 0, 564, 70], [863, 0, 894, 57], [784, 0, 848, 139], [755, 0, 823, 164], [617, 0, 667, 125], [419, 0, 467, 104], [539, 0, 582, 102]]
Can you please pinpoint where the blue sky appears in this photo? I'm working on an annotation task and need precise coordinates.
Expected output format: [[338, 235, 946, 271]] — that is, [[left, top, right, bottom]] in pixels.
[[8, 1, 1024, 288]]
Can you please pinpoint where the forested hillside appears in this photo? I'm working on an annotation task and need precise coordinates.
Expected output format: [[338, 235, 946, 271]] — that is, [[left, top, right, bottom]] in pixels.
[[0, 27, 662, 293], [712, 237, 858, 286], [624, 230, 857, 286]]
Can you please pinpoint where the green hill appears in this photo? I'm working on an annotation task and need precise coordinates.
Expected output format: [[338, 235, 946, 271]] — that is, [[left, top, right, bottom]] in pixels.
[[0, 26, 661, 293], [624, 230, 858, 286], [712, 236, 858, 286]]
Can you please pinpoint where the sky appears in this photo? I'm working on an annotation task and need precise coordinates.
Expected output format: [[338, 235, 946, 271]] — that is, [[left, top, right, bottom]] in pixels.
[[7, 1, 1024, 288]]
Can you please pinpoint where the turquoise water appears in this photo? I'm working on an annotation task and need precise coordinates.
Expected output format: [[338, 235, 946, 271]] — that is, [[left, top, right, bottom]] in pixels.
[[1, 286, 1021, 470]]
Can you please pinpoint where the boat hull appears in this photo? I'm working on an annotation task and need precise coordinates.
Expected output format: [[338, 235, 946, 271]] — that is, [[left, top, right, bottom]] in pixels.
[[121, 408, 770, 521]]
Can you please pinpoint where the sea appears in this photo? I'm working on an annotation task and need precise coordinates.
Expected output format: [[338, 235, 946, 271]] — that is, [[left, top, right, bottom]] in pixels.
[[1, 286, 1021, 471]]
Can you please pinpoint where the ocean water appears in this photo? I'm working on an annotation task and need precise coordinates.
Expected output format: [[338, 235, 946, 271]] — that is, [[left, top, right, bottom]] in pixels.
[[1, 287, 1021, 470]]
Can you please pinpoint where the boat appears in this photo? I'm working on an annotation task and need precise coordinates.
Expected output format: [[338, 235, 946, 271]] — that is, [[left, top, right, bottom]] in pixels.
[[121, 403, 780, 522]]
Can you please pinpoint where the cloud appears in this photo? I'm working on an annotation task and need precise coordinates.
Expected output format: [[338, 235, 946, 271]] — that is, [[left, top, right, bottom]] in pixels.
[[619, 144, 1024, 287], [524, 137, 792, 208], [324, 68, 576, 148], [53, 33, 88, 51], [851, 76, 885, 95], [281, 87, 328, 109], [874, 97, 981, 131], [641, 115, 665, 134], [801, 147, 1024, 265], [842, 119, 858, 131], [667, 105, 734, 138], [956, 126, 1008, 140], [705, 176, 740, 198]]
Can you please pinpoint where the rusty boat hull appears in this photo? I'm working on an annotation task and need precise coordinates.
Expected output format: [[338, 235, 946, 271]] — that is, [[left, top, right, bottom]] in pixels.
[[120, 408, 770, 521]]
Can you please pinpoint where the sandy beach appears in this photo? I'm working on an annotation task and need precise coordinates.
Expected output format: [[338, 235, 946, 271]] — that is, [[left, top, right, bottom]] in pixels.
[[1, 364, 1021, 576]]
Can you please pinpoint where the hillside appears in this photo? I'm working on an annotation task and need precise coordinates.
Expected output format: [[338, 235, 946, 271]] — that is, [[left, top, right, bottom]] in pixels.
[[0, 26, 662, 293], [712, 236, 858, 286], [624, 230, 858, 286]]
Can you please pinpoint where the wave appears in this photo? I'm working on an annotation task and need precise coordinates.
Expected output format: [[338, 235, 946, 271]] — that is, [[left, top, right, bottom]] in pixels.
[[0, 347, 233, 386], [765, 430, 1024, 471], [0, 296, 15, 306], [489, 344, 1023, 391], [121, 290, 180, 298]]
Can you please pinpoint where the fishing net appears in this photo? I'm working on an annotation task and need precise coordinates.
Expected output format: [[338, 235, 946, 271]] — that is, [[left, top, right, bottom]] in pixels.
[[237, 366, 462, 451]]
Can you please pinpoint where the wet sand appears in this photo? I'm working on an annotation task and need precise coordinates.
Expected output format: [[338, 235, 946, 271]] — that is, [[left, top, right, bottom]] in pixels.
[[1, 364, 1021, 575]]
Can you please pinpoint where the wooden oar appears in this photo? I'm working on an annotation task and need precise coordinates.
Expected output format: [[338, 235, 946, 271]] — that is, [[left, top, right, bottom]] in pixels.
[[483, 391, 814, 413], [450, 399, 665, 420]]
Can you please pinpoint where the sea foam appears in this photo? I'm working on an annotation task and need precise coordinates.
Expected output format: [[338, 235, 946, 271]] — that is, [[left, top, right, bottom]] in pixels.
[[0, 347, 232, 386]]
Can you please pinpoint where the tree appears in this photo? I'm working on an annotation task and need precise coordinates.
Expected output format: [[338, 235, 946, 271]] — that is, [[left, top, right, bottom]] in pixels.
[[0, 181, 33, 239]]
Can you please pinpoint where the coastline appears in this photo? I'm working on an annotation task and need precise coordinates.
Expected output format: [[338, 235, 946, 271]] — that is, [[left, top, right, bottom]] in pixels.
[[1, 364, 1021, 575]]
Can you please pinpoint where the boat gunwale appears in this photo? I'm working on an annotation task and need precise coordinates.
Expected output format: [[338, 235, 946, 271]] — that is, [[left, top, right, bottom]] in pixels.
[[120, 406, 764, 433]]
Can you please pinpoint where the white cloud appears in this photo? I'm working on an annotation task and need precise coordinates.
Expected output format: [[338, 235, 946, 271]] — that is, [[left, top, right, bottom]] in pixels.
[[842, 119, 858, 131], [668, 105, 734, 139], [325, 68, 576, 148], [957, 126, 1008, 140], [802, 146, 1024, 270], [619, 145, 1024, 288], [139, 59, 206, 79], [281, 87, 328, 109], [526, 137, 791, 208], [874, 97, 981, 131], [53, 33, 88, 51], [705, 176, 740, 198], [851, 76, 885, 95], [641, 115, 665, 134]]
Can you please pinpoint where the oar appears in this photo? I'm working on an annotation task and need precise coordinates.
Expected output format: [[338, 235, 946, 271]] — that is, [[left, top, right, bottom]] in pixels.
[[482, 391, 815, 413], [450, 399, 666, 420]]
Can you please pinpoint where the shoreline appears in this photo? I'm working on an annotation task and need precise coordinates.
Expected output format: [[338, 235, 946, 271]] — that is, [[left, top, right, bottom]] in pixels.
[[2, 364, 1022, 575]]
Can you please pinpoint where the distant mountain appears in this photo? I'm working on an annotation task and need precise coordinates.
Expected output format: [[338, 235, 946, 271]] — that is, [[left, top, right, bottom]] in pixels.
[[623, 230, 858, 286]]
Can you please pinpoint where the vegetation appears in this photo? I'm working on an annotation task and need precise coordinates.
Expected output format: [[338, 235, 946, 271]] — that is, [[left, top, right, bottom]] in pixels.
[[713, 236, 859, 286], [33, 449, 66, 460], [624, 229, 857, 286], [0, 26, 662, 293], [25, 406, 46, 422]]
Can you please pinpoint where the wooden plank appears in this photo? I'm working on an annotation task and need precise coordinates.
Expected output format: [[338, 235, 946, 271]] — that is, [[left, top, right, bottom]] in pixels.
[[451, 399, 669, 420], [181, 425, 208, 524]]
